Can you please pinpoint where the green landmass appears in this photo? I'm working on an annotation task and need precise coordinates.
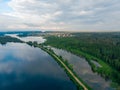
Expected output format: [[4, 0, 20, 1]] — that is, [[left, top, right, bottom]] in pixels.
[[44, 32, 120, 88]]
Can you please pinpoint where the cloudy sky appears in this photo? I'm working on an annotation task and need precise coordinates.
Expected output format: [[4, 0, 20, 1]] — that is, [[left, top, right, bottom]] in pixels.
[[0, 0, 120, 32]]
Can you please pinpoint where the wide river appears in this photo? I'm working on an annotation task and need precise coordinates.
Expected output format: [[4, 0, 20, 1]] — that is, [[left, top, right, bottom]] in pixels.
[[0, 43, 77, 90], [2, 34, 115, 90]]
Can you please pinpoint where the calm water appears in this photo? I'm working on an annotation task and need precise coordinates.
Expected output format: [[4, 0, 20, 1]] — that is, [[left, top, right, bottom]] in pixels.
[[52, 48, 115, 90], [0, 43, 77, 90], [5, 34, 46, 43]]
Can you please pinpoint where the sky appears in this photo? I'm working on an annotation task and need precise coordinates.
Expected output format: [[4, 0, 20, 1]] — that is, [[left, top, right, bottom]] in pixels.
[[0, 0, 120, 32]]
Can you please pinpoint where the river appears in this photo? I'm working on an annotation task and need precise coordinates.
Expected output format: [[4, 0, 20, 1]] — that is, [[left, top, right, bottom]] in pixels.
[[3, 34, 115, 90], [5, 34, 46, 44], [0, 42, 77, 90]]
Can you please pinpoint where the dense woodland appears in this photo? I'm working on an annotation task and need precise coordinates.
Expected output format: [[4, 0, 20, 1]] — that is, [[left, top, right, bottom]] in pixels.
[[44, 32, 120, 86]]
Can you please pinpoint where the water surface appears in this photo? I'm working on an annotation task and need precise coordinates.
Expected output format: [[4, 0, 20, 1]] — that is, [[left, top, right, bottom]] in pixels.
[[5, 34, 46, 43], [0, 43, 76, 90], [52, 48, 115, 90]]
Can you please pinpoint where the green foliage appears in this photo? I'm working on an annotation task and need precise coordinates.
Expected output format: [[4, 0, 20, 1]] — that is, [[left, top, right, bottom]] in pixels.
[[44, 32, 120, 86]]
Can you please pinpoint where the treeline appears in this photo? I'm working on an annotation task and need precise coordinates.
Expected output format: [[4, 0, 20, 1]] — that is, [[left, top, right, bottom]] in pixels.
[[0, 36, 23, 44], [18, 31, 42, 37], [44, 32, 120, 85], [73, 33, 120, 71], [45, 33, 120, 71]]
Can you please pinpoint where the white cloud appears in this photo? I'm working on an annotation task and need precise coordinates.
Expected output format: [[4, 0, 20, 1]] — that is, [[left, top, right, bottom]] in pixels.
[[72, 10, 93, 16], [0, 0, 120, 31]]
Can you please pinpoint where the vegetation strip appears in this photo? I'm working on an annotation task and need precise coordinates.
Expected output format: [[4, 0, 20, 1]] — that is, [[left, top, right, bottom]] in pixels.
[[27, 42, 90, 90]]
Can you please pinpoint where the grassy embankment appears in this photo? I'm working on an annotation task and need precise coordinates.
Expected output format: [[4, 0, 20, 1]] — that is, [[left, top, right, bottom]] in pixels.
[[27, 41, 91, 90]]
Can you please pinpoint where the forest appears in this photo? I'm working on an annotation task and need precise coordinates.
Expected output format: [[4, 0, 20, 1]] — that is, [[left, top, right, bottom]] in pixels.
[[44, 32, 120, 87]]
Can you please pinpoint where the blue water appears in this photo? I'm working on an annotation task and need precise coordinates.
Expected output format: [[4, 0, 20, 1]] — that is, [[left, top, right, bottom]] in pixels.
[[0, 43, 77, 90]]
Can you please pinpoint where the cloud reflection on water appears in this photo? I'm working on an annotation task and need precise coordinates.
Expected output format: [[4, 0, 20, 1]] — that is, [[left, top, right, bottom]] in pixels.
[[0, 43, 76, 90]]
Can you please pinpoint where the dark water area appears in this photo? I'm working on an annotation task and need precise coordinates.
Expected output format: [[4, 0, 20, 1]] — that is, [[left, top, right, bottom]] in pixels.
[[52, 48, 115, 90], [0, 43, 77, 90]]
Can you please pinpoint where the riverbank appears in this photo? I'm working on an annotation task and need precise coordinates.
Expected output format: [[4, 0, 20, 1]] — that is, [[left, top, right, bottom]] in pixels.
[[27, 42, 91, 90]]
